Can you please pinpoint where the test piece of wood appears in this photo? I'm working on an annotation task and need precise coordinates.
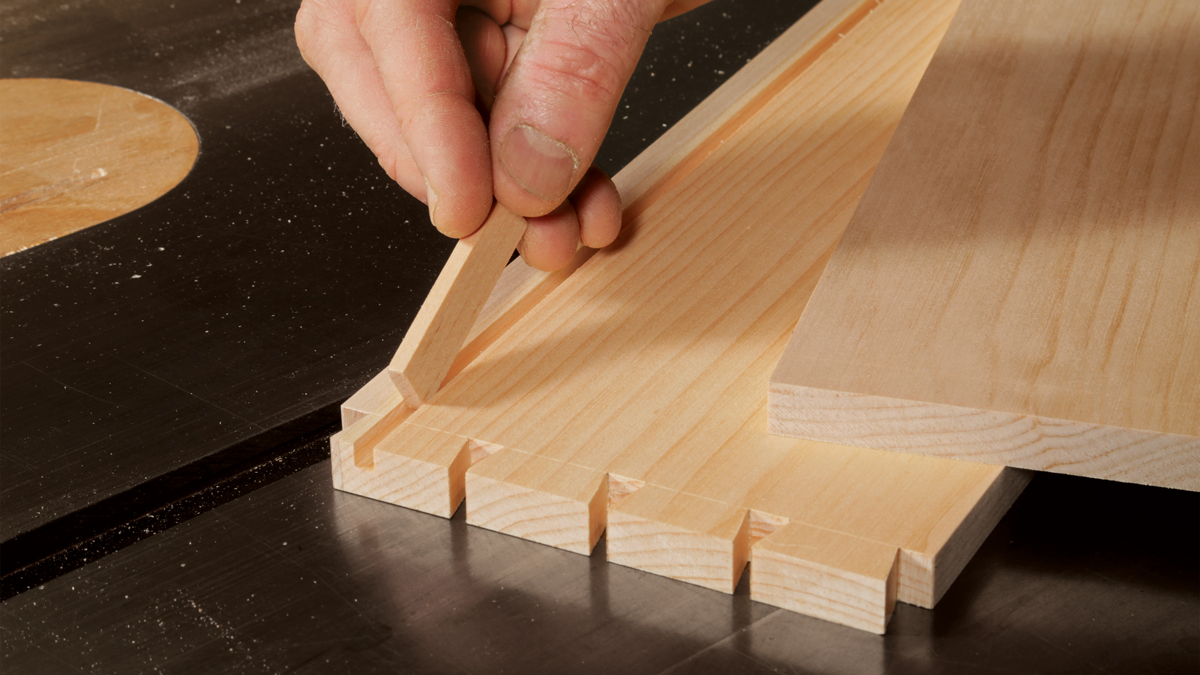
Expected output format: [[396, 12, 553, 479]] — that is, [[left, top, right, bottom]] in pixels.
[[769, 0, 1200, 491], [336, 0, 1030, 635], [387, 203, 526, 408], [0, 78, 198, 256]]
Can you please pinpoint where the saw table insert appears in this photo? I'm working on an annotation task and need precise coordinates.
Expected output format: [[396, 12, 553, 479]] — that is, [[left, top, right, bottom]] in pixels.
[[769, 0, 1200, 491], [0, 79, 198, 256], [333, 0, 1028, 634]]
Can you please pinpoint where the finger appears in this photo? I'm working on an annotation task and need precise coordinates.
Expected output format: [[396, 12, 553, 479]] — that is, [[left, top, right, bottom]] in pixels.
[[458, 13, 527, 113], [661, 0, 714, 21], [518, 204, 580, 271], [489, 0, 672, 217], [499, 23, 525, 80], [572, 167, 622, 249], [354, 0, 492, 237], [456, 7, 506, 110], [295, 0, 427, 201], [517, 166, 620, 269], [461, 0, 513, 25]]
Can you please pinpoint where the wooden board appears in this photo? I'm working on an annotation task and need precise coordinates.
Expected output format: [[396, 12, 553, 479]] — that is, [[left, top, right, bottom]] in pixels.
[[769, 0, 1200, 491], [335, 0, 1030, 635], [0, 78, 198, 256]]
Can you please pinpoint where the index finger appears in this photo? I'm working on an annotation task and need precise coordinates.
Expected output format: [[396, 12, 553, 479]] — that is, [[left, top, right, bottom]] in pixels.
[[354, 0, 494, 237]]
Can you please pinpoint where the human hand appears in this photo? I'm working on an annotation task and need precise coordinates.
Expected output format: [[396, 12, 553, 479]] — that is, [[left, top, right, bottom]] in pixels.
[[295, 0, 709, 270]]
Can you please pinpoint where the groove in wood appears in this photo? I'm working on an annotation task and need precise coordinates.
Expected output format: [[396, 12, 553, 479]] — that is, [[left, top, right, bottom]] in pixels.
[[333, 0, 1028, 634]]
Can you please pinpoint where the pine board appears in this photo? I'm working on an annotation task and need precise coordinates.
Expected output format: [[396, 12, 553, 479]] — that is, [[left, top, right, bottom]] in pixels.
[[769, 0, 1200, 491], [336, 0, 1029, 635], [0, 79, 198, 256]]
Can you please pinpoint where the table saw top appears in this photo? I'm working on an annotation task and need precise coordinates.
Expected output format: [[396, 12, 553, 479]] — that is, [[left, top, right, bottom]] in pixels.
[[0, 0, 1195, 671]]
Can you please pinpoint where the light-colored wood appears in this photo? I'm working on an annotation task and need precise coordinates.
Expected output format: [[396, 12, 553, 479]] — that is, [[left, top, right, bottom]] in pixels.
[[340, 255, 587, 427], [769, 0, 1200, 491], [0, 78, 198, 255], [751, 522, 899, 634], [466, 447, 608, 555], [607, 484, 751, 594], [338, 0, 879, 425], [340, 371, 394, 429], [340, 0, 878, 424], [387, 203, 527, 408], [340, 423, 474, 518], [336, 0, 1030, 634]]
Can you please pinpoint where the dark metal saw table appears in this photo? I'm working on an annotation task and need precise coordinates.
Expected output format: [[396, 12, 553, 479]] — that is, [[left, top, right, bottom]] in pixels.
[[1, 0, 1196, 672]]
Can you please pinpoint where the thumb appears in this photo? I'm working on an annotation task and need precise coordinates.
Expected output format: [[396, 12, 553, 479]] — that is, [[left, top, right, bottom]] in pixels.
[[488, 0, 669, 217]]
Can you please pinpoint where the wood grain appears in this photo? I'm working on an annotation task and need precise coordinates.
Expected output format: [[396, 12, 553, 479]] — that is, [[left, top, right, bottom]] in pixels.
[[336, 0, 1029, 634], [0, 79, 198, 255], [769, 0, 1200, 491], [339, 0, 888, 425], [387, 203, 526, 408], [751, 522, 899, 634], [466, 447, 608, 555], [340, 423, 473, 519]]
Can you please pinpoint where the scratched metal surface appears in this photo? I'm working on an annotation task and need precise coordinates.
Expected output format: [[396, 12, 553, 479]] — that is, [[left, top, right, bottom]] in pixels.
[[2, 464, 1196, 673], [0, 0, 810, 543]]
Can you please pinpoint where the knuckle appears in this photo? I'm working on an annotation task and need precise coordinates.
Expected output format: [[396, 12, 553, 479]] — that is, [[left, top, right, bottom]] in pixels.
[[294, 0, 349, 60], [527, 1, 652, 105], [376, 151, 399, 182], [293, 1, 320, 52], [352, 0, 376, 30], [527, 37, 626, 105]]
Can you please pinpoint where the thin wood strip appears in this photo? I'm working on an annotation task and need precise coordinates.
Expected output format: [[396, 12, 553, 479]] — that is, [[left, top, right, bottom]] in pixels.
[[386, 203, 526, 408]]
